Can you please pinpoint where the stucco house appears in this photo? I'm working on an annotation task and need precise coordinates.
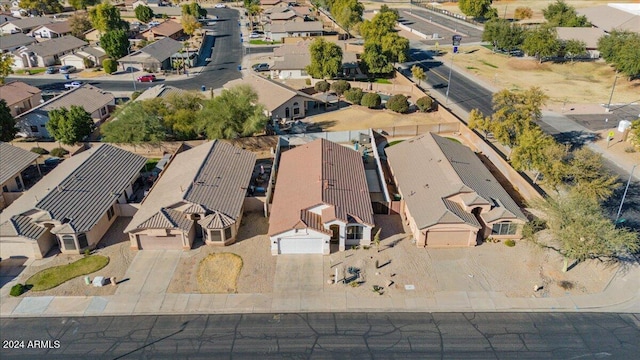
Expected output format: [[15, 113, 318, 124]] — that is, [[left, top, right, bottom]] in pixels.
[[224, 74, 319, 122], [266, 21, 323, 42], [12, 35, 87, 69], [270, 41, 362, 80], [139, 20, 184, 41], [117, 37, 183, 72], [268, 139, 375, 255], [0, 142, 39, 210], [125, 141, 255, 250], [0, 144, 146, 259], [0, 80, 42, 117], [60, 46, 107, 69], [16, 84, 115, 138], [385, 133, 527, 247], [29, 21, 71, 39], [0, 17, 52, 35], [0, 33, 36, 53], [556, 27, 606, 59], [577, 3, 640, 34]]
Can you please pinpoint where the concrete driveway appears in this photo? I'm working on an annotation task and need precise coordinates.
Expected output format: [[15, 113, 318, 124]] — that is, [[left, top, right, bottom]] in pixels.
[[115, 250, 182, 295], [274, 255, 324, 293]]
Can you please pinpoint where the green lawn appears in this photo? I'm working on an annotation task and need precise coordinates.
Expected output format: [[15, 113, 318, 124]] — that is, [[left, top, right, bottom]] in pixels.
[[249, 40, 280, 45], [26, 255, 110, 291], [15, 68, 46, 75], [144, 158, 160, 172], [385, 140, 404, 147], [374, 78, 392, 84]]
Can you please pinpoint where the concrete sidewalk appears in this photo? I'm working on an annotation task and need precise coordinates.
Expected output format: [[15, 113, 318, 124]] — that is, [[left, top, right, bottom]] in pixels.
[[1, 261, 638, 317]]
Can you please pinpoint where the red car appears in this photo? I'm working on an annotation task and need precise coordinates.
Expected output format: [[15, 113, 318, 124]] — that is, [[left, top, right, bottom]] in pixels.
[[137, 74, 156, 82]]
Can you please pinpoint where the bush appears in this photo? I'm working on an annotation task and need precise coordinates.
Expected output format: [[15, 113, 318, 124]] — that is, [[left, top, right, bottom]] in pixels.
[[504, 239, 516, 247], [131, 91, 142, 101], [82, 57, 95, 69], [361, 92, 381, 109], [314, 80, 330, 93], [345, 88, 364, 104], [10, 283, 25, 297], [30, 147, 48, 155], [305, 78, 311, 86], [416, 96, 434, 112], [330, 79, 351, 97], [102, 58, 117, 74], [50, 147, 69, 158], [386, 94, 409, 113]]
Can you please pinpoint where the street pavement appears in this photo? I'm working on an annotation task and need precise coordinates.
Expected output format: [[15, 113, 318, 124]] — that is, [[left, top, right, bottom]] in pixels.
[[1, 312, 638, 358], [398, 7, 483, 44]]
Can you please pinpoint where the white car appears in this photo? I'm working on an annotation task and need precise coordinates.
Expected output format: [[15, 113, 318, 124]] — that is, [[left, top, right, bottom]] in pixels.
[[64, 81, 83, 89], [215, 3, 227, 8], [249, 32, 261, 38]]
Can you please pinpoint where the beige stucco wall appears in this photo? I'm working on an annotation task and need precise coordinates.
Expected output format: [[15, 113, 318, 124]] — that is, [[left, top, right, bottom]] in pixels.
[[272, 95, 309, 120]]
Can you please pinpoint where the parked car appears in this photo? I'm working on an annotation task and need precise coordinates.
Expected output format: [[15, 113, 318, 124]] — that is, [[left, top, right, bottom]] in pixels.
[[45, 66, 57, 74], [214, 3, 227, 8], [59, 65, 76, 74], [148, 21, 160, 27], [252, 63, 269, 72], [64, 81, 83, 89], [137, 74, 156, 82], [250, 32, 262, 38]]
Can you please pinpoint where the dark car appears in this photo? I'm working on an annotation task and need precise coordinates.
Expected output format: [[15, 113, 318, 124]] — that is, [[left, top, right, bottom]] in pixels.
[[59, 65, 76, 74], [137, 74, 156, 82], [252, 63, 269, 72], [45, 66, 58, 74]]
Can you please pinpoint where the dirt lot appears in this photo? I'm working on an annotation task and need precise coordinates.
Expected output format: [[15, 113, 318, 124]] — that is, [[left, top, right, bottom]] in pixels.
[[306, 106, 456, 131], [322, 215, 619, 299]]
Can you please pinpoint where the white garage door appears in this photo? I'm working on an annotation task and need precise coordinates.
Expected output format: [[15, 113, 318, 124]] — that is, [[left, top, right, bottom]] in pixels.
[[425, 231, 472, 247], [278, 238, 323, 254], [0, 240, 35, 259], [62, 57, 86, 69], [137, 234, 181, 250]]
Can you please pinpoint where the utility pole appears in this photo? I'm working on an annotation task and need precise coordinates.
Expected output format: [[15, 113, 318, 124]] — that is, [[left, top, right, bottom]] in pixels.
[[606, 74, 618, 112], [615, 164, 638, 226]]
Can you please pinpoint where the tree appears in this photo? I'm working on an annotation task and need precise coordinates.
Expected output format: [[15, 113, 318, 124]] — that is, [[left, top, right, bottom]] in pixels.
[[46, 106, 93, 145], [69, 12, 93, 39], [182, 3, 207, 19], [359, 7, 408, 76], [135, 5, 154, 23], [306, 38, 343, 79], [0, 100, 17, 141], [18, 0, 62, 15], [344, 88, 364, 104], [416, 96, 433, 112], [562, 39, 586, 62], [381, 33, 409, 65], [509, 126, 555, 173], [0, 53, 13, 85], [536, 141, 570, 190], [315, 80, 330, 108], [140, 93, 203, 140], [468, 108, 492, 138], [361, 43, 393, 77], [568, 147, 619, 201], [458, 0, 496, 20], [373, 228, 382, 252], [543, 0, 589, 27], [360, 6, 398, 42], [386, 94, 409, 113], [361, 93, 381, 109], [197, 85, 268, 139], [182, 14, 202, 36], [631, 118, 640, 146], [100, 30, 130, 59], [102, 58, 117, 74], [483, 19, 525, 53], [101, 102, 166, 144], [489, 87, 547, 148], [89, 1, 128, 33], [598, 31, 640, 79], [69, 0, 97, 10], [514, 7, 533, 20], [411, 65, 426, 86], [332, 0, 363, 33], [528, 190, 639, 272], [522, 26, 560, 63], [330, 80, 350, 103]]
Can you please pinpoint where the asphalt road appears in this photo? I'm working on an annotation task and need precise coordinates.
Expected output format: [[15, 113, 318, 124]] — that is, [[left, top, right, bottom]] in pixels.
[[0, 313, 638, 358], [9, 8, 245, 93], [398, 8, 483, 44]]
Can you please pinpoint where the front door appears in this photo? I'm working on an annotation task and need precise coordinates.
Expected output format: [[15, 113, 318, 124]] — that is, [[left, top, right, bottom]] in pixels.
[[330, 225, 339, 243]]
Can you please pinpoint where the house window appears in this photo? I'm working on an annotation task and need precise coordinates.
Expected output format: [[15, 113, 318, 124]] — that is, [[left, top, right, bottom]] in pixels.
[[107, 206, 115, 221], [224, 226, 232, 241], [293, 107, 300, 115], [346, 225, 363, 240], [100, 107, 107, 116], [30, 125, 38, 132], [2, 186, 8, 192], [77, 233, 88, 249], [492, 222, 518, 235], [62, 235, 76, 250], [210, 230, 222, 242]]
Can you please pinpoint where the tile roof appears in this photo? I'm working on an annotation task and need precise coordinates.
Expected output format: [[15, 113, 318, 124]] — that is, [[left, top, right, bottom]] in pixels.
[[0, 215, 46, 239], [201, 211, 236, 229], [385, 133, 526, 230], [0, 80, 41, 107], [1, 17, 53, 32], [268, 139, 375, 237], [224, 74, 318, 112], [269, 21, 323, 33], [31, 21, 71, 35], [0, 141, 39, 185], [577, 5, 640, 33], [273, 40, 312, 56], [139, 37, 183, 62], [125, 141, 255, 233], [138, 208, 193, 232], [23, 35, 86, 57], [40, 83, 114, 115], [133, 84, 187, 102], [0, 144, 146, 235], [0, 32, 36, 50], [270, 11, 297, 20], [142, 19, 182, 37]]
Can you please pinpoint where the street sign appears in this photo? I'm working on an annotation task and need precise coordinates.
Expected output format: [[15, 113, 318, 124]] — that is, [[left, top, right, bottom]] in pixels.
[[452, 35, 462, 46], [453, 46, 458, 53]]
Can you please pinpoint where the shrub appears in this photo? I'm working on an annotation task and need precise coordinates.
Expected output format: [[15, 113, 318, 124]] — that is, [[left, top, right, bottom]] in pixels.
[[10, 283, 25, 297], [361, 92, 381, 109], [131, 91, 142, 101], [345, 88, 364, 104], [30, 147, 48, 155], [504, 239, 516, 247], [305, 78, 311, 86], [416, 96, 434, 112], [314, 80, 330, 93], [50, 147, 69, 158], [386, 94, 409, 113], [83, 57, 95, 69], [102, 59, 117, 74], [330, 79, 351, 97]]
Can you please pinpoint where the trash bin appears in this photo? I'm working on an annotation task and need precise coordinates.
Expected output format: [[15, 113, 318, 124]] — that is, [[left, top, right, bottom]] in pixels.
[[237, 65, 242, 71], [84, 276, 91, 285], [201, 85, 206, 91]]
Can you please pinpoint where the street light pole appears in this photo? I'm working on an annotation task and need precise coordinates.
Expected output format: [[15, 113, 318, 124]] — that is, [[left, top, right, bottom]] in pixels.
[[445, 51, 454, 105], [615, 164, 638, 225], [128, 44, 137, 92], [606, 74, 618, 112]]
